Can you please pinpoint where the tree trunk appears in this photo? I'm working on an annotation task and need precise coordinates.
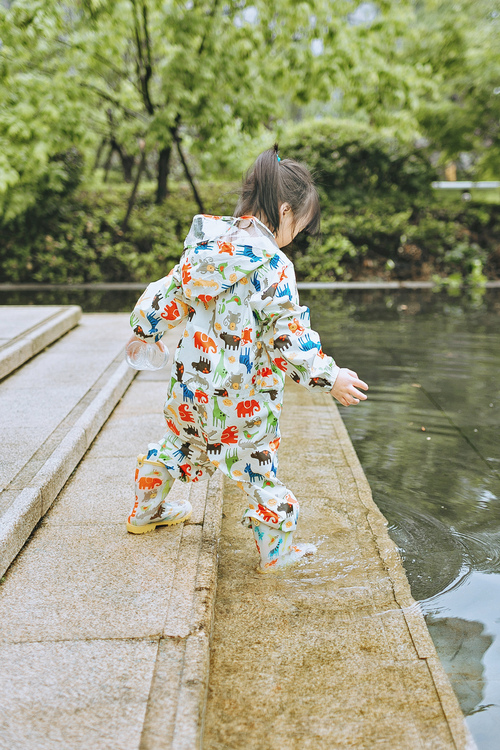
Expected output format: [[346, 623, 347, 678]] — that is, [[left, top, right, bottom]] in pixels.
[[122, 146, 147, 232], [93, 138, 107, 171], [103, 144, 115, 183], [175, 136, 204, 214], [110, 138, 135, 183], [156, 145, 172, 204]]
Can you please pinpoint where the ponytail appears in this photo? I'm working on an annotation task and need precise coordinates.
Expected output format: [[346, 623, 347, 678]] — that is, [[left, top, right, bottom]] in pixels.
[[234, 143, 320, 237]]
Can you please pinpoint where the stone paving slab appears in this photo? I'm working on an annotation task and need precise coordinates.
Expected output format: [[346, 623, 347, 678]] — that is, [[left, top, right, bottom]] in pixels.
[[0, 305, 81, 380], [0, 313, 136, 577], [203, 381, 476, 750], [0, 324, 223, 750]]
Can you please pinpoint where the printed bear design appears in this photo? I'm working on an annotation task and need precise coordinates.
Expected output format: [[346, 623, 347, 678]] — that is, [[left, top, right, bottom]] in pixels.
[[192, 357, 211, 374], [207, 442, 222, 454], [274, 335, 292, 351], [309, 376, 331, 387], [251, 450, 271, 465], [219, 332, 241, 350], [152, 292, 162, 310]]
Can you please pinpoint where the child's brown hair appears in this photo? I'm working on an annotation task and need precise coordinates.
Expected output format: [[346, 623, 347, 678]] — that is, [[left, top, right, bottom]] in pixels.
[[234, 143, 320, 237]]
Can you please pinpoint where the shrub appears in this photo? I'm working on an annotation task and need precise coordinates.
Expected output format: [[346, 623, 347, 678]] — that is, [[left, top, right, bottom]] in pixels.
[[280, 119, 499, 282], [0, 181, 239, 283], [282, 118, 437, 211]]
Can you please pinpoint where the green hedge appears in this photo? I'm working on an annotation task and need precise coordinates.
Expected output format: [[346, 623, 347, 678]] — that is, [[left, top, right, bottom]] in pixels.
[[1, 118, 499, 284], [0, 182, 239, 284], [281, 119, 500, 283]]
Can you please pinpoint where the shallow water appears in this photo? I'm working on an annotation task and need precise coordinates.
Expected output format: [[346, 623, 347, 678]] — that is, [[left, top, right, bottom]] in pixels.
[[303, 287, 500, 748]]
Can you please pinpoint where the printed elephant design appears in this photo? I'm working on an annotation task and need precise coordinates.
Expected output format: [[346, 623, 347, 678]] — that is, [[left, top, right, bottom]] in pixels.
[[178, 404, 195, 423], [138, 476, 162, 490], [221, 425, 238, 444], [236, 399, 260, 418], [194, 332, 217, 353], [256, 504, 280, 524]]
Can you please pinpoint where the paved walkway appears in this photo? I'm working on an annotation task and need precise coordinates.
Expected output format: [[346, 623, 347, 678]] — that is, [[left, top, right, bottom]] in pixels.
[[0, 310, 475, 749], [203, 383, 476, 749]]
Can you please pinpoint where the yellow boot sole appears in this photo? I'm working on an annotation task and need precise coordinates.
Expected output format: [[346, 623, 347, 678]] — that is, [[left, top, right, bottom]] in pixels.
[[126, 510, 192, 534]]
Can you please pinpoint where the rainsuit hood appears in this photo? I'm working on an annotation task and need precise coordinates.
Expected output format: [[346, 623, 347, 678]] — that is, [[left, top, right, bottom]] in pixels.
[[180, 214, 282, 303]]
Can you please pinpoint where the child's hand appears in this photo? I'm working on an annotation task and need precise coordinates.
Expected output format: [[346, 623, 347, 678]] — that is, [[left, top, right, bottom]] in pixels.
[[331, 368, 368, 407]]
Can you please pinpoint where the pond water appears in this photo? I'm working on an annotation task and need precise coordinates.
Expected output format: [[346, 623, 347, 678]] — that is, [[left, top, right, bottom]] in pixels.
[[2, 285, 499, 748]]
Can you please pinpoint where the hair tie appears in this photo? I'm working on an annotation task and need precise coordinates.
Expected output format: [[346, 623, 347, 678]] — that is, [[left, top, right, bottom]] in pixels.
[[277, 155, 281, 162]]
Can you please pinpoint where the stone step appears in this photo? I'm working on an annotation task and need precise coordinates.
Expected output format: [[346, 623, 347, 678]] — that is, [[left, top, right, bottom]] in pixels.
[[0, 312, 136, 578], [0, 323, 222, 750], [0, 305, 82, 380]]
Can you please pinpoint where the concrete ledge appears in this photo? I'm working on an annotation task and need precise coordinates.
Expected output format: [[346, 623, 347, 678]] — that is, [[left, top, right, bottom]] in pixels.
[[1, 280, 500, 291], [203, 382, 477, 750], [0, 361, 136, 579], [0, 306, 82, 381], [318, 390, 477, 750]]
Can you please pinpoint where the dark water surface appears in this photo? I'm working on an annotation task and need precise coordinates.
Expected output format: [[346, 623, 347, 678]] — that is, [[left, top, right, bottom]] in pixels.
[[2, 285, 499, 747], [304, 287, 500, 750]]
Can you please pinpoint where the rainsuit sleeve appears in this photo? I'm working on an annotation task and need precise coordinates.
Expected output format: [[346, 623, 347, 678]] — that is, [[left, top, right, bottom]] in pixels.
[[130, 263, 190, 342], [251, 260, 340, 391]]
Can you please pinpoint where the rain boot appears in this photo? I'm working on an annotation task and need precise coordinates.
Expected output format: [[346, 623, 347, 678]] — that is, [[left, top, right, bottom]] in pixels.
[[250, 518, 316, 572], [127, 454, 192, 534]]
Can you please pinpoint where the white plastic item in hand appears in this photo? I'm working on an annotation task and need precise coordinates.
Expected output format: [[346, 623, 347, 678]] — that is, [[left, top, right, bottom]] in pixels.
[[125, 339, 169, 370]]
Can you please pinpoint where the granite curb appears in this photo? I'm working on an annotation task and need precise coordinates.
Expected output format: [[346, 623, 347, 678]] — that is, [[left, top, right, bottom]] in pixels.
[[0, 360, 137, 579], [321, 391, 477, 750], [139, 472, 224, 750], [0, 305, 82, 381]]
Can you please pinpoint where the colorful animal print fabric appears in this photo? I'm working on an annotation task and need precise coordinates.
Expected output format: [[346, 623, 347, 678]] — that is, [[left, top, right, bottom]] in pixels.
[[130, 215, 340, 532]]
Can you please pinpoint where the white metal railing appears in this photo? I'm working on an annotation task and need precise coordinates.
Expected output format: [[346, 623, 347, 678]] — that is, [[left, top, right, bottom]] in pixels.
[[432, 181, 500, 189]]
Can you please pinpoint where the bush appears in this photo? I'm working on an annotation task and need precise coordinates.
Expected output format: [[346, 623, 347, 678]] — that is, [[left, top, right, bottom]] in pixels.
[[1, 117, 499, 284], [280, 119, 500, 282], [282, 118, 437, 211], [0, 181, 239, 283]]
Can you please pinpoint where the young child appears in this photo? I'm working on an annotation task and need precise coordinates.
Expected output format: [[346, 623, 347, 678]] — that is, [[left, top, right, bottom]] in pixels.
[[126, 145, 368, 572]]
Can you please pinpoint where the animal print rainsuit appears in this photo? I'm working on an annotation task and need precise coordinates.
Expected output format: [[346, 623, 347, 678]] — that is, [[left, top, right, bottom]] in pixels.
[[130, 215, 340, 534]]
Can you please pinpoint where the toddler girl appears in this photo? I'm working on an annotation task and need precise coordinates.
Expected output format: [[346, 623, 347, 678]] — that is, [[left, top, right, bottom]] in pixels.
[[126, 145, 368, 572]]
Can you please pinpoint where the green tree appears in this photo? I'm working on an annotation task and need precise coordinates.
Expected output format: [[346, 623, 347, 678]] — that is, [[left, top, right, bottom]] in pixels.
[[407, 0, 500, 175]]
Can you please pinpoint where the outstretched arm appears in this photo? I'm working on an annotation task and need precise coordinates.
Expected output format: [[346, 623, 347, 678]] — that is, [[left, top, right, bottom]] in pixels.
[[251, 260, 368, 404], [129, 264, 189, 342]]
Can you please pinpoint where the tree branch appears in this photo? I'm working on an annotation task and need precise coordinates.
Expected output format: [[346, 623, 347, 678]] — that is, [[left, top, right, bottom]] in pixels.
[[174, 131, 205, 213], [78, 82, 148, 121], [55, 38, 141, 93], [130, 0, 155, 114], [198, 0, 220, 56]]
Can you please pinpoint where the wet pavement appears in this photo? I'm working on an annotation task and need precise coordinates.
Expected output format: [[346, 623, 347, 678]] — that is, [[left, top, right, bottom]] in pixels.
[[203, 381, 472, 749]]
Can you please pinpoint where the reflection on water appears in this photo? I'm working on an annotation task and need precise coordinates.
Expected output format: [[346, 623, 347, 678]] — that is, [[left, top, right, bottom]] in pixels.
[[426, 616, 493, 717], [302, 287, 500, 749]]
